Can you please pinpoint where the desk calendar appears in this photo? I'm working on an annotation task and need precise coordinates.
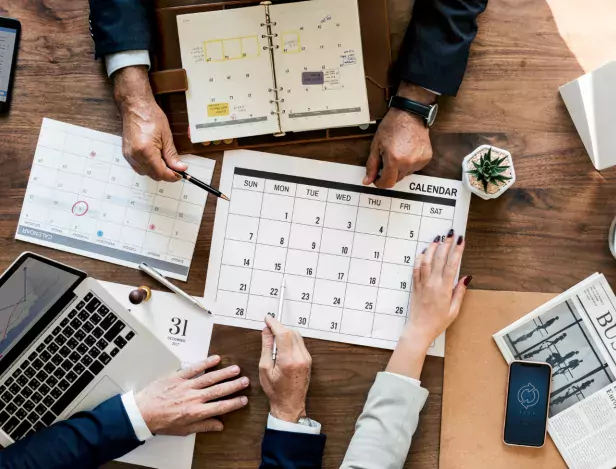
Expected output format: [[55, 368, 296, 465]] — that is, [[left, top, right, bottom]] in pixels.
[[177, 0, 369, 143], [205, 150, 471, 356], [16, 119, 214, 282]]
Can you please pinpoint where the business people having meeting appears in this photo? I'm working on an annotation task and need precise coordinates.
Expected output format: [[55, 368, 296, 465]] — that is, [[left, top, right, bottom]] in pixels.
[[88, 0, 487, 187]]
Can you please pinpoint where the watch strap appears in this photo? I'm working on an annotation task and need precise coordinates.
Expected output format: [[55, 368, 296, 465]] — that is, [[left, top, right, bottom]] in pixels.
[[388, 95, 432, 119]]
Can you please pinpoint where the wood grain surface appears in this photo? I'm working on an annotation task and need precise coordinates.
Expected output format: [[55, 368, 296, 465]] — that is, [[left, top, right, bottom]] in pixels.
[[0, 0, 615, 468]]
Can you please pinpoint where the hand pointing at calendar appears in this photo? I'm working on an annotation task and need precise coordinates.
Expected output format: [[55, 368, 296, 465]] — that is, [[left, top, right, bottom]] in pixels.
[[112, 66, 188, 182]]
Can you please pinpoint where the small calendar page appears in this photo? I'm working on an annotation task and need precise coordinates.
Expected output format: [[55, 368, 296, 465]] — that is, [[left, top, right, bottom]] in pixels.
[[16, 119, 215, 281], [205, 150, 471, 357]]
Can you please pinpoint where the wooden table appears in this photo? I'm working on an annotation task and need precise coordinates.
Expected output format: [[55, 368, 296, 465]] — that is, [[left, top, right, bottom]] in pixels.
[[1, 0, 615, 467]]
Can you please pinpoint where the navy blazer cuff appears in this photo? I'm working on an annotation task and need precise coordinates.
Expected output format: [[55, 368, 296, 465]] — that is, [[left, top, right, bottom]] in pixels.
[[260, 429, 326, 469]]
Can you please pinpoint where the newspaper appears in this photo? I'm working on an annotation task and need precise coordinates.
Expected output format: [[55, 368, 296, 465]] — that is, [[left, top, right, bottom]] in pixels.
[[494, 273, 616, 469]]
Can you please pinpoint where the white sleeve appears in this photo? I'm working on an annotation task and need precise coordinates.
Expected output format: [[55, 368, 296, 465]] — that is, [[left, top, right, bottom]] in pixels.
[[267, 414, 321, 435], [121, 391, 154, 442], [105, 50, 151, 77], [382, 371, 421, 387]]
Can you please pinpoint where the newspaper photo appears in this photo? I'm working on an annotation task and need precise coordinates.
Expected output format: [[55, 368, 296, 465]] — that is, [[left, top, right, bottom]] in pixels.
[[494, 273, 616, 469]]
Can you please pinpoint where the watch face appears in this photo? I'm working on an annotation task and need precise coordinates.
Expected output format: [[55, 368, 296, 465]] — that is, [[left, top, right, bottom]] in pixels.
[[427, 104, 439, 127]]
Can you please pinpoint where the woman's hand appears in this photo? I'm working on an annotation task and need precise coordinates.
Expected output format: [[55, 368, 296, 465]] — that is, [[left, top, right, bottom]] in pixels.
[[386, 230, 471, 379]]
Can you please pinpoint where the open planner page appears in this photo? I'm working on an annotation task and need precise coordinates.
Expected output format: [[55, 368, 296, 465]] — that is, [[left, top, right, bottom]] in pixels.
[[205, 150, 471, 357], [271, 0, 370, 133], [177, 7, 280, 143]]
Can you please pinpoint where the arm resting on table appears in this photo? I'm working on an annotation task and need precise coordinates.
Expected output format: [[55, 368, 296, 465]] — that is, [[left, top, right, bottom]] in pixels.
[[340, 372, 429, 469], [0, 395, 142, 469], [396, 0, 488, 96]]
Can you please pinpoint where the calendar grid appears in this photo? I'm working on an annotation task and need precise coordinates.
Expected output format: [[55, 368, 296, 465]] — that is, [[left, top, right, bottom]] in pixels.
[[206, 151, 471, 357], [17, 119, 214, 281], [215, 166, 460, 340]]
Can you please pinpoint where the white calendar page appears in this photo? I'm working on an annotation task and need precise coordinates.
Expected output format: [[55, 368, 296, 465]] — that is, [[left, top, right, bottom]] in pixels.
[[16, 119, 215, 282], [177, 6, 280, 143], [205, 150, 471, 357], [272, 0, 370, 132]]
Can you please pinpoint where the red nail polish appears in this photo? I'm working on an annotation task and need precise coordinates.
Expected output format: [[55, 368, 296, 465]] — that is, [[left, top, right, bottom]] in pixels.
[[463, 275, 473, 286], [447, 229, 454, 238], [457, 235, 464, 246], [434, 235, 441, 243]]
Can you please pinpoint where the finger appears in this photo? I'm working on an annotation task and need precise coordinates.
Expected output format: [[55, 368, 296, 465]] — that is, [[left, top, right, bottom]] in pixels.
[[413, 249, 424, 287], [373, 159, 398, 189], [449, 276, 472, 318], [198, 396, 249, 419], [201, 376, 250, 402], [433, 229, 455, 276], [420, 236, 440, 280], [444, 235, 466, 284], [363, 140, 382, 185], [140, 147, 175, 182], [395, 162, 415, 182], [161, 125, 188, 175], [179, 355, 221, 379], [191, 364, 241, 389], [259, 325, 275, 371], [182, 418, 224, 434], [265, 314, 293, 352]]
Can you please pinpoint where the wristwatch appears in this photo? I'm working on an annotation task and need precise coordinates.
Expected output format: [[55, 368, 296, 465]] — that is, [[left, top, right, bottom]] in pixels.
[[388, 95, 439, 128]]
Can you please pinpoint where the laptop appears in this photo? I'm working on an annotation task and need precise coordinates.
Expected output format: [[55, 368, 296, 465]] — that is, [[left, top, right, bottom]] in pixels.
[[0, 252, 180, 445]]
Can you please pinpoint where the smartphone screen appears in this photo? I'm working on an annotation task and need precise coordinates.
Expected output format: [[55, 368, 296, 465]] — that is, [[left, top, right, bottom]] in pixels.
[[0, 18, 20, 112], [503, 361, 552, 447]]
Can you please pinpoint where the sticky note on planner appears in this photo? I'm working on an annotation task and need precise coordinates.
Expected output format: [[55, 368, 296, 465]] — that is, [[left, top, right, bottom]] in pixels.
[[302, 71, 324, 85], [208, 103, 229, 117]]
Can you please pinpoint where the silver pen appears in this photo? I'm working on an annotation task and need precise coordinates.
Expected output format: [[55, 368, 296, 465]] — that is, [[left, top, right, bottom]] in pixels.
[[138, 263, 212, 315], [272, 276, 286, 361]]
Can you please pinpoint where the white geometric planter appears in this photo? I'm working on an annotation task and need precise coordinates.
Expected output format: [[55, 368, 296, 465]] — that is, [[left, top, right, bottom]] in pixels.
[[462, 145, 516, 200]]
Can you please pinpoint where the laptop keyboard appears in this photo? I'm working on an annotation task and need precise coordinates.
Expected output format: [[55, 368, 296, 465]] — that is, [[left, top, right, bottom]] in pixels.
[[0, 292, 136, 441]]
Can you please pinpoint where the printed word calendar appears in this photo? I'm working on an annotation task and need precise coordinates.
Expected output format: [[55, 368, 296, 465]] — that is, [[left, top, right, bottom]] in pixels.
[[205, 150, 471, 356], [177, 0, 369, 143], [16, 119, 214, 281]]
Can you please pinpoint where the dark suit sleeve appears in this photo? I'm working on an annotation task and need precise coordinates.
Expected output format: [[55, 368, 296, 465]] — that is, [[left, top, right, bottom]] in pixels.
[[394, 0, 488, 96], [0, 395, 142, 469], [89, 0, 154, 59], [259, 429, 326, 469]]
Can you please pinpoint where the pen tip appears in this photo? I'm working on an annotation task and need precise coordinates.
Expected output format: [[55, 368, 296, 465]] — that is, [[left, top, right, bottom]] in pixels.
[[221, 194, 230, 202]]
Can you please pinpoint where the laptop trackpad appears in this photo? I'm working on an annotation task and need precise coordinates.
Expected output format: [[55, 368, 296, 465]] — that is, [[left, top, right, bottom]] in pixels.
[[68, 376, 124, 415]]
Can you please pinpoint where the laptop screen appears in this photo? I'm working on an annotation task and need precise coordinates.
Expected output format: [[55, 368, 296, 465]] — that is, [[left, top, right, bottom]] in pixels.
[[0, 256, 80, 360]]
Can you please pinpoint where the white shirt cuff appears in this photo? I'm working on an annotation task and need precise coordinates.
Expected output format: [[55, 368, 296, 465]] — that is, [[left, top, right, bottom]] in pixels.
[[105, 50, 151, 77], [121, 391, 153, 442], [267, 413, 321, 435], [421, 87, 441, 96], [383, 371, 421, 387]]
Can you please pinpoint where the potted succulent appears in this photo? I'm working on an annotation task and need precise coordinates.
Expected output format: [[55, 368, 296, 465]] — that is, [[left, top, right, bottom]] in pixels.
[[462, 145, 515, 200]]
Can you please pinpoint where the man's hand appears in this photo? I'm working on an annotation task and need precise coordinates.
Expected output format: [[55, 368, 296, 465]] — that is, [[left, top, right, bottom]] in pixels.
[[363, 83, 436, 189], [135, 355, 249, 436], [259, 316, 312, 423], [386, 232, 470, 379], [112, 66, 188, 182]]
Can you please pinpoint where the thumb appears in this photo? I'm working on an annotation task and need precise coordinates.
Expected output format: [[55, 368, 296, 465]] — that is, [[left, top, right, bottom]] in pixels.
[[161, 126, 188, 173], [260, 325, 275, 371], [449, 276, 472, 318], [363, 140, 381, 185]]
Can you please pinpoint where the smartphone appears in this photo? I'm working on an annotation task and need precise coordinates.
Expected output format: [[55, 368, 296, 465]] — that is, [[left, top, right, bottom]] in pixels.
[[503, 360, 552, 448], [0, 17, 21, 114]]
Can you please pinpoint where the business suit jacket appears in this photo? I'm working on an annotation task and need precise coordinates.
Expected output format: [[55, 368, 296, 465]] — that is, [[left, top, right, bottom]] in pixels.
[[89, 0, 487, 96], [341, 372, 430, 469], [0, 394, 326, 468]]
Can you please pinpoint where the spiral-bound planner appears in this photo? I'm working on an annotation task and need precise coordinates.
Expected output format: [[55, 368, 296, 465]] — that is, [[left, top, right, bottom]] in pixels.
[[177, 0, 370, 143]]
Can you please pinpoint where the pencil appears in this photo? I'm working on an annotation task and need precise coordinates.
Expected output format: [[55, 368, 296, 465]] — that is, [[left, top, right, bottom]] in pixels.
[[272, 275, 286, 361], [176, 171, 230, 201]]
